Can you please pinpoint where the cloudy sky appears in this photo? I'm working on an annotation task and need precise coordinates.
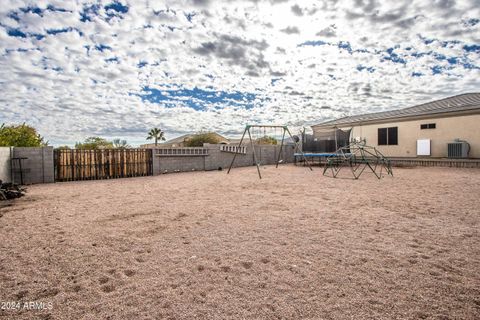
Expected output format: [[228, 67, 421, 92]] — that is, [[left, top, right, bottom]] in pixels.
[[0, 0, 479, 146]]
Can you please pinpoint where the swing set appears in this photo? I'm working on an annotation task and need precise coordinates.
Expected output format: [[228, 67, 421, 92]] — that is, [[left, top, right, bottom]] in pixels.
[[227, 125, 313, 179]]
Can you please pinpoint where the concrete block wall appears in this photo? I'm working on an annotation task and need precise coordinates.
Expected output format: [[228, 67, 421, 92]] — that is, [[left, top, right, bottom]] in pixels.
[[12, 147, 54, 184], [152, 144, 296, 175], [0, 147, 12, 183], [204, 145, 252, 171], [204, 144, 295, 170], [155, 156, 206, 173], [0, 145, 295, 183]]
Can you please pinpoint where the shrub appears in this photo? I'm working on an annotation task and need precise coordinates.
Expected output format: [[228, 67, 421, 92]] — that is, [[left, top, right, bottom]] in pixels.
[[256, 135, 277, 145], [0, 123, 47, 147], [75, 137, 113, 149], [184, 132, 221, 147]]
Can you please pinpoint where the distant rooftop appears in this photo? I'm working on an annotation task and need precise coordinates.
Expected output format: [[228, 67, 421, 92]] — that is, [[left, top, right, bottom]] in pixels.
[[312, 93, 480, 128], [163, 132, 229, 144], [140, 132, 230, 148]]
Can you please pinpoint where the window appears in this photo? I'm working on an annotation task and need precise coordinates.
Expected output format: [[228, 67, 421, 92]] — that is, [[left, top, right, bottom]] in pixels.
[[378, 128, 387, 145], [420, 123, 436, 129], [388, 127, 398, 145], [378, 127, 398, 145]]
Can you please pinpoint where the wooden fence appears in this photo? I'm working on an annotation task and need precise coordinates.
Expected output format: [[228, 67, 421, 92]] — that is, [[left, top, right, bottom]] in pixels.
[[54, 149, 153, 182]]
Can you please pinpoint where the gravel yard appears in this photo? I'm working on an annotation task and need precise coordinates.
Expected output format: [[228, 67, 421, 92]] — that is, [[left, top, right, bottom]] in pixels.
[[1, 165, 479, 319]]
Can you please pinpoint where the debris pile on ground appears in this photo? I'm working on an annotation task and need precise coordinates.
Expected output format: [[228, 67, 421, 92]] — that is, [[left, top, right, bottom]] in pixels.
[[0, 180, 26, 200]]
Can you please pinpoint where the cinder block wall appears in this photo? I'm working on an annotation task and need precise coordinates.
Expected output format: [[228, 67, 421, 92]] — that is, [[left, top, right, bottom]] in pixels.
[[12, 147, 54, 184], [152, 144, 295, 175], [155, 156, 206, 173], [205, 145, 252, 171], [2, 145, 295, 184], [0, 147, 12, 183]]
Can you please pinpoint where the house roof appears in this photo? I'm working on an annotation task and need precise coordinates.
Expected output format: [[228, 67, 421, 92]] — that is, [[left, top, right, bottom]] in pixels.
[[163, 132, 229, 144], [163, 134, 191, 144], [312, 93, 480, 128]]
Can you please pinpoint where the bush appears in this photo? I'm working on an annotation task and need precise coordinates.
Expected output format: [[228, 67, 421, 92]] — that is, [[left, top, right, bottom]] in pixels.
[[55, 145, 71, 150], [75, 137, 113, 149], [0, 123, 47, 147], [184, 132, 221, 147], [256, 135, 277, 145]]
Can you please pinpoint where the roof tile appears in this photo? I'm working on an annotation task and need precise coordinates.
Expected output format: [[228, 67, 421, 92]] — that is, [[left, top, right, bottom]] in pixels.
[[313, 93, 480, 127]]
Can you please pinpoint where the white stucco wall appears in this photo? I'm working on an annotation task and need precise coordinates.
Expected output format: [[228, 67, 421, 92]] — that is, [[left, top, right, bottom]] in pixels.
[[0, 147, 12, 183], [344, 114, 480, 158]]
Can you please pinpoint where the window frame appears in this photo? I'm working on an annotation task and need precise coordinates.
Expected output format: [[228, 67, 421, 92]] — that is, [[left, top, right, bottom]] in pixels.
[[377, 126, 398, 146], [420, 123, 436, 129], [387, 127, 398, 145], [378, 128, 388, 145]]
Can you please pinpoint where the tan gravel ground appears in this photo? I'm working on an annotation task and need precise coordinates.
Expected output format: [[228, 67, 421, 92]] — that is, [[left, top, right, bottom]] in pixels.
[[0, 165, 479, 320]]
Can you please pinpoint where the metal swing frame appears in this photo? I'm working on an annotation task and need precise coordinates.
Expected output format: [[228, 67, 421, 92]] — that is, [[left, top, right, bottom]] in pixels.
[[227, 125, 313, 179]]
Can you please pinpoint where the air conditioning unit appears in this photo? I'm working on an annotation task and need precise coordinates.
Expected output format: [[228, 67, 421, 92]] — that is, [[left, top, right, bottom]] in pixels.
[[447, 141, 469, 158]]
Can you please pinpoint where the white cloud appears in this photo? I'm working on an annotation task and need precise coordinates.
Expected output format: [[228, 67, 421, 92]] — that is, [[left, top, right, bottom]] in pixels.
[[0, 0, 479, 145]]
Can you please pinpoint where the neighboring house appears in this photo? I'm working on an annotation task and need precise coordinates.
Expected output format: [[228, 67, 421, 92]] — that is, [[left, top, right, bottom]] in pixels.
[[141, 132, 230, 148], [226, 138, 243, 145], [311, 93, 480, 158]]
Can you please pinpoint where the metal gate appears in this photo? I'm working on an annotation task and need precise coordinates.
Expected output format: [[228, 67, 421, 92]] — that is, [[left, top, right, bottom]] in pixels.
[[54, 149, 153, 182]]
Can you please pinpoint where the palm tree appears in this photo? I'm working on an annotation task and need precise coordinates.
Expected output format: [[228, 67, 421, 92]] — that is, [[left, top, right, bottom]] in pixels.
[[112, 139, 131, 149], [146, 128, 166, 146]]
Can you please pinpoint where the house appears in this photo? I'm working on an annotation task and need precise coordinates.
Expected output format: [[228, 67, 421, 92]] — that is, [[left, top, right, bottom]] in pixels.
[[311, 93, 480, 158], [141, 132, 230, 148]]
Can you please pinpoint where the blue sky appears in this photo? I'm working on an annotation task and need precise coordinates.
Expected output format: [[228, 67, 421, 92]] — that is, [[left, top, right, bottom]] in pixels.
[[0, 0, 479, 146]]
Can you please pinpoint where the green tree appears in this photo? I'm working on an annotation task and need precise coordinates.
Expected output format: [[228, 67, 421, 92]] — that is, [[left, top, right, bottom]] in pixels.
[[112, 139, 131, 149], [184, 132, 220, 147], [0, 123, 47, 147], [75, 137, 113, 149], [256, 135, 277, 145], [55, 145, 71, 150], [146, 128, 166, 146]]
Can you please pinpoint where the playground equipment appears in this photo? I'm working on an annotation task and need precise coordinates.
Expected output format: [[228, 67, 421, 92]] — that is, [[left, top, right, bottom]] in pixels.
[[294, 152, 339, 166], [227, 125, 312, 179], [323, 141, 393, 179]]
